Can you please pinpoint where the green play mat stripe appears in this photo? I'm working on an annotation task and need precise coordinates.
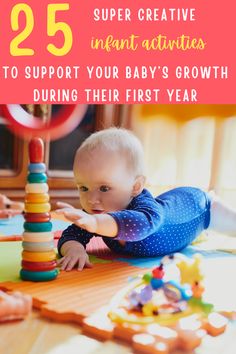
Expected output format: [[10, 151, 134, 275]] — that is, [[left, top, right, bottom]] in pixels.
[[0, 242, 22, 282]]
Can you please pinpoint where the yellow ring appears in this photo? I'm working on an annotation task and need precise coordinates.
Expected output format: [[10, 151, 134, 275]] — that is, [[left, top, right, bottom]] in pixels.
[[25, 202, 51, 213], [25, 183, 49, 194], [22, 250, 56, 262], [25, 193, 50, 203], [23, 232, 54, 242]]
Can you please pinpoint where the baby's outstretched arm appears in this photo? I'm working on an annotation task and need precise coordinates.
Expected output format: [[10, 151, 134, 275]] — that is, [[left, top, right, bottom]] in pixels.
[[56, 208, 118, 237], [57, 240, 92, 271]]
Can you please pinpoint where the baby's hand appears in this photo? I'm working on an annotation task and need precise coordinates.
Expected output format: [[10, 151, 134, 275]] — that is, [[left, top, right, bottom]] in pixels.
[[57, 241, 92, 271], [56, 208, 98, 233], [0, 209, 23, 219], [55, 201, 75, 209]]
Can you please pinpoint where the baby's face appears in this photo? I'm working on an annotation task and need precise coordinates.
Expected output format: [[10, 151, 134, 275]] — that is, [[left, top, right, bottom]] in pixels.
[[74, 148, 136, 214]]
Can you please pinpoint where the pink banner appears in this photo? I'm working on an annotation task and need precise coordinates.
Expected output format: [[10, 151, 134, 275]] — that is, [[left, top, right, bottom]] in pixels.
[[0, 0, 235, 104]]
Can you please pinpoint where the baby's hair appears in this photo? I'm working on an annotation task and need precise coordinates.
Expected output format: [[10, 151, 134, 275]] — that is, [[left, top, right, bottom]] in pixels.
[[75, 127, 145, 176]]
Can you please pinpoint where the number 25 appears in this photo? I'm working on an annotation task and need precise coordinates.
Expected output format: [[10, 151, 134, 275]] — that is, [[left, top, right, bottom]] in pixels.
[[10, 3, 73, 56]]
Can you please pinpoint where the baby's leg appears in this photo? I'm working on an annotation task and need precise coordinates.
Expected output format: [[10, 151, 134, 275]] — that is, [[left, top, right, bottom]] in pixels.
[[208, 192, 236, 236]]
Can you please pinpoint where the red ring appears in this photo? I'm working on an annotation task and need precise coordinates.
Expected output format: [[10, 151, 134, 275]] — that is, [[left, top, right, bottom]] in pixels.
[[21, 260, 57, 271], [24, 212, 51, 222], [1, 104, 88, 140]]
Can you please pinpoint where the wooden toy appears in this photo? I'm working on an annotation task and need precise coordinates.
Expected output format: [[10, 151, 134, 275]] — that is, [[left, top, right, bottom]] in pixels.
[[0, 290, 32, 322], [20, 137, 58, 281]]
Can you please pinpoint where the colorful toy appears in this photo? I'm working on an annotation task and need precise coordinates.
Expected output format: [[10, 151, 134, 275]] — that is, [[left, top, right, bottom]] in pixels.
[[83, 254, 230, 353], [0, 290, 32, 322], [20, 137, 58, 282], [1, 104, 87, 140]]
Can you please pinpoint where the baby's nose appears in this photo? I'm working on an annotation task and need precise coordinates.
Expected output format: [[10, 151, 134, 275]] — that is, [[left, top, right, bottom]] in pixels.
[[88, 191, 100, 204]]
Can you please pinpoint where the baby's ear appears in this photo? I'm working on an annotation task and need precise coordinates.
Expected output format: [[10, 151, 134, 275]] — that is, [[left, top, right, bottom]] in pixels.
[[132, 176, 146, 196]]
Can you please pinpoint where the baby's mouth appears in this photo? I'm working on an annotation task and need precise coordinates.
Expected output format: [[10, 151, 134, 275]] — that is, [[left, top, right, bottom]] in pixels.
[[91, 209, 105, 214]]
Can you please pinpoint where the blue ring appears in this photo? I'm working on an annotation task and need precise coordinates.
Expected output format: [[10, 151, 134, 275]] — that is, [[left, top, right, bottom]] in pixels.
[[28, 163, 46, 173]]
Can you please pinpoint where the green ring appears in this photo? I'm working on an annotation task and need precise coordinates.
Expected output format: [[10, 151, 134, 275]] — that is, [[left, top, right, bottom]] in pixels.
[[20, 269, 58, 282], [27, 173, 47, 183], [24, 221, 52, 232]]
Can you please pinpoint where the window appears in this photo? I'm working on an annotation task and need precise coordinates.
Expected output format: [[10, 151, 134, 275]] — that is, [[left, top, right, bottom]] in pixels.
[[0, 120, 15, 170], [132, 104, 236, 207], [0, 104, 130, 204], [48, 105, 96, 174]]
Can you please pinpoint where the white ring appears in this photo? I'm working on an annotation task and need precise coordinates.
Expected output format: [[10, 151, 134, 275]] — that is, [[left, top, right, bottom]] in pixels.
[[25, 183, 49, 194], [23, 231, 54, 242]]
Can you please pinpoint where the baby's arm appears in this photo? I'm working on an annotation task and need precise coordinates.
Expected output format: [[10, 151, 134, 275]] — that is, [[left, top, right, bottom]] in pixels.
[[56, 208, 118, 237]]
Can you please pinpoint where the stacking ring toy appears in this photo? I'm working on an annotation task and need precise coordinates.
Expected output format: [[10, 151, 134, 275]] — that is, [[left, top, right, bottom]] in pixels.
[[27, 173, 47, 183], [24, 212, 51, 222], [25, 193, 49, 204], [21, 260, 57, 271], [28, 163, 46, 173], [24, 221, 52, 232], [1, 104, 88, 141], [25, 202, 51, 213], [23, 231, 54, 242], [25, 183, 49, 194], [20, 269, 58, 282], [22, 241, 54, 252], [29, 138, 44, 163], [22, 250, 56, 262]]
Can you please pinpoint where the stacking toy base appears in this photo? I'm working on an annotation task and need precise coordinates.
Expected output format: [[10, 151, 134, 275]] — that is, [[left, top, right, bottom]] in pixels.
[[20, 269, 59, 282]]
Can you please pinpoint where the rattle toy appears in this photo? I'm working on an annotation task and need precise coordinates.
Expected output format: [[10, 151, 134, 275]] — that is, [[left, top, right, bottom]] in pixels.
[[0, 290, 32, 322], [20, 137, 58, 281], [0, 104, 88, 140], [83, 254, 230, 353]]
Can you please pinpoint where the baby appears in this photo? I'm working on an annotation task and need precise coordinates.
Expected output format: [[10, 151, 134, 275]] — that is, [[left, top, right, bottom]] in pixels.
[[57, 127, 236, 271]]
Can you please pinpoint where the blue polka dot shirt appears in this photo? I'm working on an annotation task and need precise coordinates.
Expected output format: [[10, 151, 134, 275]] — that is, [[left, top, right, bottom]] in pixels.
[[58, 187, 211, 257]]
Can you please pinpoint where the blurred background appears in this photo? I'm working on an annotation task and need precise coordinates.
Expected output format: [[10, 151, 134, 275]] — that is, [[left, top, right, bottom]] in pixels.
[[1, 104, 236, 208]]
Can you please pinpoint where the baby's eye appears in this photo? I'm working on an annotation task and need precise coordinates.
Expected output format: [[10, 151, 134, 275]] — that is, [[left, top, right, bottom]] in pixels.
[[100, 185, 110, 192], [79, 186, 88, 192]]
